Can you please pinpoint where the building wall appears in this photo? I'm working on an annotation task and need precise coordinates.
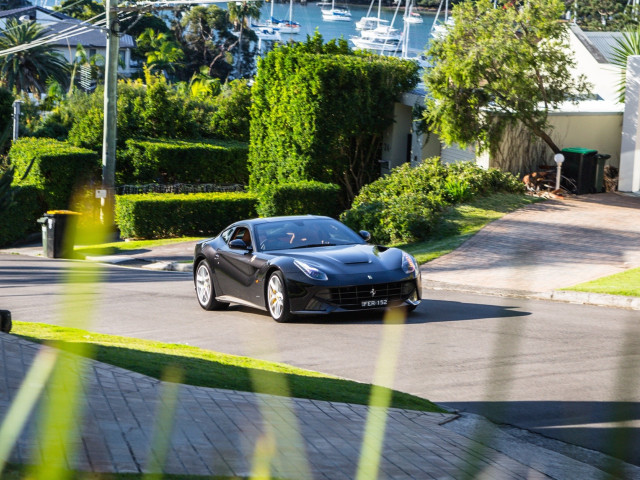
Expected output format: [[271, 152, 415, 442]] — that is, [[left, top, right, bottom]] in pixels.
[[548, 113, 623, 167]]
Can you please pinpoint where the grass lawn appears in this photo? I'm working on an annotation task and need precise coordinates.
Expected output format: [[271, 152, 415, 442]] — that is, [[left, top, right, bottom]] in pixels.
[[1, 465, 247, 480], [74, 237, 205, 257], [12, 321, 444, 413], [562, 267, 640, 297], [397, 193, 542, 264]]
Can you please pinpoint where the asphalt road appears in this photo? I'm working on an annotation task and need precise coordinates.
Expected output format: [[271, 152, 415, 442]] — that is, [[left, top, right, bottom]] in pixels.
[[2, 253, 639, 466]]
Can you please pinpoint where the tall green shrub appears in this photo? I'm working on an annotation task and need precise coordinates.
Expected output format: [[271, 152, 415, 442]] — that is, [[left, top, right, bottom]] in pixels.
[[257, 181, 341, 218], [341, 159, 525, 244], [0, 185, 43, 247], [9, 137, 100, 210], [249, 34, 420, 206]]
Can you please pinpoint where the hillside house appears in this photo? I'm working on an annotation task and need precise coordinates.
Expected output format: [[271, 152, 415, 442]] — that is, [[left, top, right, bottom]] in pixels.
[[383, 23, 640, 193], [0, 5, 136, 89]]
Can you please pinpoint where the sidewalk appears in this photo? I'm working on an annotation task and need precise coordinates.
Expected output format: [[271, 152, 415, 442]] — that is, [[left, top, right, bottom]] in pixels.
[[4, 332, 638, 479]]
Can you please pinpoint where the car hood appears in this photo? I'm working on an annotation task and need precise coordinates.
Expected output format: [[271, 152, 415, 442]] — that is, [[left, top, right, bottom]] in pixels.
[[275, 244, 404, 273]]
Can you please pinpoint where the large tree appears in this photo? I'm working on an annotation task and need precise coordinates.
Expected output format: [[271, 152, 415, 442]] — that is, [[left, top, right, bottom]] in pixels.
[[423, 0, 590, 155], [0, 19, 69, 95]]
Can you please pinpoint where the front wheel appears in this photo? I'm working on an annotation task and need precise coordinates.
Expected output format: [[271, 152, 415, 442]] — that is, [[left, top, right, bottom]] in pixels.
[[266, 271, 294, 323], [195, 261, 229, 311]]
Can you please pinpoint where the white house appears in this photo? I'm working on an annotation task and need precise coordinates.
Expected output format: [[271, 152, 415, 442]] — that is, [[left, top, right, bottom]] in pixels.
[[0, 5, 137, 84], [383, 23, 640, 193]]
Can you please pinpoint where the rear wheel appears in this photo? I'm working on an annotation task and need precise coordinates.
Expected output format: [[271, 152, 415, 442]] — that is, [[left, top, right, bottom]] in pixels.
[[195, 261, 229, 311], [266, 271, 294, 323]]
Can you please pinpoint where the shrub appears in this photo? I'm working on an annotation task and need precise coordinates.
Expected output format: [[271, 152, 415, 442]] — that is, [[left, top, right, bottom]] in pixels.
[[0, 185, 44, 247], [115, 192, 258, 239], [119, 138, 249, 185], [9, 138, 100, 210], [257, 181, 342, 218], [341, 158, 525, 244]]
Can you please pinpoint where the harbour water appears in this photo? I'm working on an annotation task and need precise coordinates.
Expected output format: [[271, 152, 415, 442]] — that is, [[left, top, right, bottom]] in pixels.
[[261, 1, 438, 55]]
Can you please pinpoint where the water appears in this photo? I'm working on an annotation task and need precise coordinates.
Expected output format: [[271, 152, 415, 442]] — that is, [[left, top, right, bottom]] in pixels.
[[262, 2, 437, 54]]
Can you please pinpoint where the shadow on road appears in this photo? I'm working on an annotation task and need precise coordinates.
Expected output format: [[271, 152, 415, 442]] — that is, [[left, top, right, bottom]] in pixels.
[[440, 399, 640, 466]]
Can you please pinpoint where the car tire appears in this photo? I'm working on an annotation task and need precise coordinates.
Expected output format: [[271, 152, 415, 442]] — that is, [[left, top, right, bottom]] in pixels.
[[266, 271, 294, 323], [195, 261, 229, 311]]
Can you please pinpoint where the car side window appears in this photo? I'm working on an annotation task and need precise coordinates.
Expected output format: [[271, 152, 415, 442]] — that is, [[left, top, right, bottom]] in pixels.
[[231, 227, 252, 248], [220, 227, 233, 243]]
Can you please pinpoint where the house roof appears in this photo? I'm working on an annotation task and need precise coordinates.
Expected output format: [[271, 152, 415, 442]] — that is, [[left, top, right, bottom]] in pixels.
[[0, 5, 134, 49], [581, 31, 624, 64]]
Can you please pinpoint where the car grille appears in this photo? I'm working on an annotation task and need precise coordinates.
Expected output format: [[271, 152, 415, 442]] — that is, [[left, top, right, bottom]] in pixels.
[[318, 281, 414, 309]]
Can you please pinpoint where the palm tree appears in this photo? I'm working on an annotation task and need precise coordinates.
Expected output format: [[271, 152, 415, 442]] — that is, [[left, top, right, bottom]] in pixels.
[[0, 19, 70, 96], [227, 1, 263, 73], [611, 28, 640, 103], [138, 29, 184, 75], [68, 43, 104, 94]]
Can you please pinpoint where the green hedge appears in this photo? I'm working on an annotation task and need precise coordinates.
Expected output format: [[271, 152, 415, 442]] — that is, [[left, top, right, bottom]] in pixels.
[[0, 185, 44, 247], [9, 137, 100, 210], [115, 192, 258, 239], [258, 181, 342, 218], [119, 138, 249, 185]]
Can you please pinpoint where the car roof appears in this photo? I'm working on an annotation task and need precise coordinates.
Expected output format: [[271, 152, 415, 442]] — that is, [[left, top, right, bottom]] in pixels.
[[237, 215, 332, 226]]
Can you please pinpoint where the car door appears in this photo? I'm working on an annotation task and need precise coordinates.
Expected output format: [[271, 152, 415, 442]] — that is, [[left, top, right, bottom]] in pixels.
[[215, 226, 265, 305]]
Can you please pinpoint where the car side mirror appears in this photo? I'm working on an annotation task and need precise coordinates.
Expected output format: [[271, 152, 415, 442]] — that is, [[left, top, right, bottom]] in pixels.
[[229, 239, 252, 252], [359, 230, 371, 242]]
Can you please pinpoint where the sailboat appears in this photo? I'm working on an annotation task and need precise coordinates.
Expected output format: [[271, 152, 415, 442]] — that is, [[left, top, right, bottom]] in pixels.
[[321, 0, 352, 22], [404, 1, 423, 24], [430, 0, 453, 38], [251, 0, 282, 42], [272, 0, 301, 34], [356, 0, 388, 30], [351, 0, 402, 52]]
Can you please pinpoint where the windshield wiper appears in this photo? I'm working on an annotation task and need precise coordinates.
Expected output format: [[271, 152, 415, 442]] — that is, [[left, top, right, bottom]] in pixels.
[[291, 243, 336, 249]]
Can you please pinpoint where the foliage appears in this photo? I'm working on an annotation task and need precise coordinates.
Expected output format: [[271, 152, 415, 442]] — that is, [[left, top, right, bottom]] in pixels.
[[572, 0, 633, 31], [423, 0, 590, 155], [65, 75, 251, 150], [177, 5, 244, 81], [249, 33, 420, 207], [611, 27, 640, 103], [0, 184, 43, 247], [9, 137, 100, 210], [114, 192, 258, 239], [0, 19, 69, 95], [119, 138, 249, 185], [0, 86, 13, 152], [207, 79, 252, 141], [340, 158, 525, 244], [257, 181, 342, 218], [136, 28, 184, 75], [53, 0, 104, 20]]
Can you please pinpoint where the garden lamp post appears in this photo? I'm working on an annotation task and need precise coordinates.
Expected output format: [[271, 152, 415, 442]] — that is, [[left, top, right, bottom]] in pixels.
[[554, 153, 565, 191]]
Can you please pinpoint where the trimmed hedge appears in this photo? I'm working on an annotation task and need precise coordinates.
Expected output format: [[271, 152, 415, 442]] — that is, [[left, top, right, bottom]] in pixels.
[[9, 138, 100, 210], [0, 185, 44, 247], [115, 192, 258, 239], [119, 138, 249, 185], [257, 181, 342, 218]]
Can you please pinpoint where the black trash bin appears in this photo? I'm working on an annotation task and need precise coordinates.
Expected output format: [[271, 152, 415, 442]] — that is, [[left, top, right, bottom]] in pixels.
[[561, 148, 600, 194], [37, 210, 81, 258]]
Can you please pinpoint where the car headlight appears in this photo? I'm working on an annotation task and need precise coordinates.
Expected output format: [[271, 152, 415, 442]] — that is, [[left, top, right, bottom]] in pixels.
[[402, 252, 418, 274], [294, 259, 328, 281]]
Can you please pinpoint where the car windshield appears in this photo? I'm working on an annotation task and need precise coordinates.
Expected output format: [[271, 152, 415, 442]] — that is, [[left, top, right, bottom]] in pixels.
[[255, 218, 366, 252]]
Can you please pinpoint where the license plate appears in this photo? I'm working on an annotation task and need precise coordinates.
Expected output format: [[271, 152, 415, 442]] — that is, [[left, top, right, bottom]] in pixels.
[[361, 299, 388, 307]]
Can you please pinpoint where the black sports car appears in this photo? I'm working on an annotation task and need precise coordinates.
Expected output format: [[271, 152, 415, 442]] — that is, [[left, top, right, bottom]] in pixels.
[[193, 215, 421, 322]]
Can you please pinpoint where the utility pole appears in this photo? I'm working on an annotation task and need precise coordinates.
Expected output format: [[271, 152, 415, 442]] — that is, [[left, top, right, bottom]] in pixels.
[[101, 0, 120, 229]]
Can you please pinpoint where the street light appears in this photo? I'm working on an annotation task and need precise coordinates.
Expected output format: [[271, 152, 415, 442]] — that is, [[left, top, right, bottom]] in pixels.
[[554, 153, 565, 191]]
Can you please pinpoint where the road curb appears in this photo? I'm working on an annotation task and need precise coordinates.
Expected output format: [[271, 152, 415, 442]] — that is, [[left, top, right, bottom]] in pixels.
[[422, 280, 640, 310]]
